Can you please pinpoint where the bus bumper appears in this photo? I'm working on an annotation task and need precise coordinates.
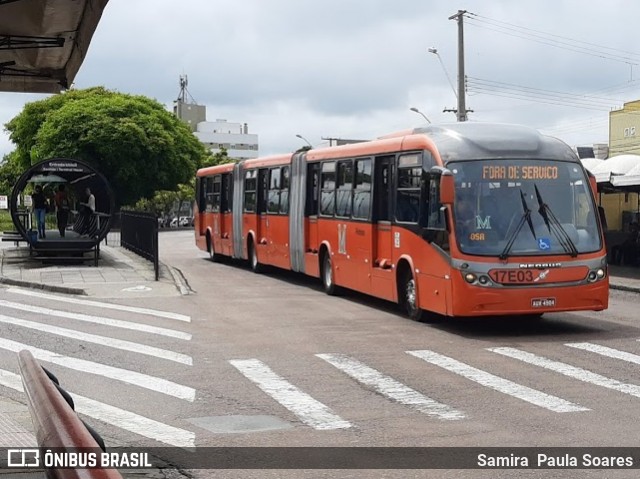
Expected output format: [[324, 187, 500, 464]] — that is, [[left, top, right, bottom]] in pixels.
[[450, 279, 609, 317]]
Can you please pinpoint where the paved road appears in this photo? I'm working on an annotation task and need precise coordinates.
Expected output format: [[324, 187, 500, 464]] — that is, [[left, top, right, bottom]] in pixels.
[[2, 230, 640, 478]]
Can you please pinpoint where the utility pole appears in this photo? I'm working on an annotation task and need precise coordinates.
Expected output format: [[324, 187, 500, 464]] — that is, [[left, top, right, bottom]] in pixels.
[[449, 10, 468, 122]]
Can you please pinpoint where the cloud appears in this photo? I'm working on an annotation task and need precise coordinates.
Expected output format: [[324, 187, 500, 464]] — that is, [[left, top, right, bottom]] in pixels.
[[2, 0, 640, 159]]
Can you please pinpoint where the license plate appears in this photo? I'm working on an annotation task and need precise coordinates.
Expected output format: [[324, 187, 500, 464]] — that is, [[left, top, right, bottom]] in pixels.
[[531, 297, 556, 308]]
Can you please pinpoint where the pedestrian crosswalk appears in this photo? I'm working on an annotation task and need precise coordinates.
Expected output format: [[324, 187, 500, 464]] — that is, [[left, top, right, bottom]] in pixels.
[[3, 285, 640, 447], [0, 287, 196, 448]]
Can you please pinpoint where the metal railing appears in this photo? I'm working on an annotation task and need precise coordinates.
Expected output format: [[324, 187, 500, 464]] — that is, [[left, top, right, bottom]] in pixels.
[[119, 210, 159, 281]]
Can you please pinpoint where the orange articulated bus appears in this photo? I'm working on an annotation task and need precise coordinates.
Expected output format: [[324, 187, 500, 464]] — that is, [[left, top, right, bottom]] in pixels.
[[195, 123, 608, 320]]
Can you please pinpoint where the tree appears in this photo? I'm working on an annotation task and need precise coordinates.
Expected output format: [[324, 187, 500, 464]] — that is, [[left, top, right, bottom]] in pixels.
[[0, 151, 23, 195], [5, 87, 209, 206]]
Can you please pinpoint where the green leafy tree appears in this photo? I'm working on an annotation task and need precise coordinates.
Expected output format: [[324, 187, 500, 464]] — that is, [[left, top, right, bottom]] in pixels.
[[5, 87, 208, 206], [0, 151, 24, 195]]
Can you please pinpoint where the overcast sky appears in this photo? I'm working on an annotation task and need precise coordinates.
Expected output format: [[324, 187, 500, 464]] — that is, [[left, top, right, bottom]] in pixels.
[[2, 0, 640, 159]]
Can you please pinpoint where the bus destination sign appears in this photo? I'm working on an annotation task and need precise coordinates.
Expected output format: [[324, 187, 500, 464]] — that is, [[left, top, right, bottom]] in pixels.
[[482, 166, 559, 180]]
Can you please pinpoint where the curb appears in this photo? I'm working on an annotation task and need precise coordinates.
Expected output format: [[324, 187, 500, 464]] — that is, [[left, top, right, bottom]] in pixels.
[[0, 276, 87, 295], [165, 263, 194, 295], [610, 283, 640, 294]]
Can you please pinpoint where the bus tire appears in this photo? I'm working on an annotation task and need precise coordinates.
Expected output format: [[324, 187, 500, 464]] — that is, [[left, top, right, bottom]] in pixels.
[[400, 271, 426, 322], [248, 240, 264, 273], [321, 252, 340, 296], [207, 234, 222, 262]]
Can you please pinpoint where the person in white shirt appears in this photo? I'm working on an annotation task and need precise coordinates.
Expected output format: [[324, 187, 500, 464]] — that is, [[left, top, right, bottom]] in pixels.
[[80, 187, 96, 236]]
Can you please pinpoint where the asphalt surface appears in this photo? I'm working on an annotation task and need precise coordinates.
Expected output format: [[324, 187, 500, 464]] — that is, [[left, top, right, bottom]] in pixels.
[[1, 231, 640, 479]]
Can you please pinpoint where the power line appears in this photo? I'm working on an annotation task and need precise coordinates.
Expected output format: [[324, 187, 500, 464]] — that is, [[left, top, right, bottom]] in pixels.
[[467, 77, 621, 111], [466, 11, 640, 66]]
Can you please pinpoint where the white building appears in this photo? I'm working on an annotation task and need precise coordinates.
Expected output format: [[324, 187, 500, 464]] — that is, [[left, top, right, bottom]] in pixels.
[[194, 119, 259, 160], [174, 95, 259, 160]]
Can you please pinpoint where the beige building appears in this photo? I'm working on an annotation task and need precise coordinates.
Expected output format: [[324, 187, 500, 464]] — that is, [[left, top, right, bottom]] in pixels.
[[604, 100, 640, 231]]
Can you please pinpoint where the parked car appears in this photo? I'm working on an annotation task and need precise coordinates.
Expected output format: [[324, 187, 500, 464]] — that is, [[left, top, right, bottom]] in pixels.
[[179, 216, 192, 227], [169, 217, 178, 228]]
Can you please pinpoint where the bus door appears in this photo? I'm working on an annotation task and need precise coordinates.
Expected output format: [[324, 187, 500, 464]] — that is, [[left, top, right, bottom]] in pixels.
[[256, 168, 269, 262], [371, 155, 395, 300], [306, 162, 320, 253], [219, 173, 233, 256]]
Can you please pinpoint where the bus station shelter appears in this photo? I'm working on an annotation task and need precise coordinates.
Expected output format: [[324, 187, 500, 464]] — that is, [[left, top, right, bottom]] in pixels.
[[0, 0, 108, 93]]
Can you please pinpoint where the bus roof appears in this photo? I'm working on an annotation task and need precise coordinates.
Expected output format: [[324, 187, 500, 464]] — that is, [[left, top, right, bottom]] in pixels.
[[195, 122, 578, 177], [413, 122, 578, 164]]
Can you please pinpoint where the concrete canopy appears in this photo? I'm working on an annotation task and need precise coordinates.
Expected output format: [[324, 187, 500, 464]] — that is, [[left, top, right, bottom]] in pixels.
[[0, 0, 109, 93]]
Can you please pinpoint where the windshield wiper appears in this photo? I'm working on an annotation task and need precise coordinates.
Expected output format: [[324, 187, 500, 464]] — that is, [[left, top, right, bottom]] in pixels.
[[533, 184, 579, 257], [499, 190, 537, 260]]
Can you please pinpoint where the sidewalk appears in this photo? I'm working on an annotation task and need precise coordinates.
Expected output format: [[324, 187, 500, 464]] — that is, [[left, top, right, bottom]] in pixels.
[[0, 241, 190, 298]]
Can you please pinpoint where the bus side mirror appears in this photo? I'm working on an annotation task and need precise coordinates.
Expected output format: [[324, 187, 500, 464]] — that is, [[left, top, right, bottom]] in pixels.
[[587, 171, 597, 198], [440, 172, 455, 205]]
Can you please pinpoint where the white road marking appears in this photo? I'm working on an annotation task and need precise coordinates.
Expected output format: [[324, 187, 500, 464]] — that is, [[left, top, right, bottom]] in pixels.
[[229, 359, 352, 430], [0, 338, 195, 402], [0, 314, 192, 365], [0, 300, 191, 340], [0, 368, 195, 448], [408, 350, 587, 413], [490, 346, 640, 399], [316, 353, 465, 420], [6, 288, 191, 322], [567, 342, 640, 365]]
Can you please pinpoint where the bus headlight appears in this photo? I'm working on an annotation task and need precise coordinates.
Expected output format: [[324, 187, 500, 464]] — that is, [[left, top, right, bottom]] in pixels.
[[464, 273, 477, 284], [587, 268, 606, 282]]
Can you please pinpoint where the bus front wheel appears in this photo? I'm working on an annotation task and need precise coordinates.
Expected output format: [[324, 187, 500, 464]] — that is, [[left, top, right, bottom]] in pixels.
[[400, 272, 426, 322]]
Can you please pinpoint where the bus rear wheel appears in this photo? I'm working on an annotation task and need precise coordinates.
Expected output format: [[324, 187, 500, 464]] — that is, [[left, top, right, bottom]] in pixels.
[[208, 235, 222, 262], [321, 253, 340, 296], [248, 240, 263, 273], [400, 272, 426, 322]]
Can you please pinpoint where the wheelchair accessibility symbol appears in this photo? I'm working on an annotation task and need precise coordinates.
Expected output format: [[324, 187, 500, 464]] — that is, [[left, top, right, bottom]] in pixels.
[[538, 238, 551, 250]]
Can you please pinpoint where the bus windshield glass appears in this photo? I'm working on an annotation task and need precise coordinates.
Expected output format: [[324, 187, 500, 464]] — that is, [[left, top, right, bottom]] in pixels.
[[449, 159, 602, 257]]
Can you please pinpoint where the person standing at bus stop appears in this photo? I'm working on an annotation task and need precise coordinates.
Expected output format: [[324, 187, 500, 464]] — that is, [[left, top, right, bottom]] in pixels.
[[54, 184, 70, 237], [31, 185, 47, 239], [79, 187, 96, 236]]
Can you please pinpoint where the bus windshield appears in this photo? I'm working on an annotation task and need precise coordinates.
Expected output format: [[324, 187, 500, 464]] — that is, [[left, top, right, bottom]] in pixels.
[[449, 159, 602, 257]]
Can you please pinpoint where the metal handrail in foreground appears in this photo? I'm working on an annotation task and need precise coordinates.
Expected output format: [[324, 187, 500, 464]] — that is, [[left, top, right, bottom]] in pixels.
[[18, 350, 123, 479]]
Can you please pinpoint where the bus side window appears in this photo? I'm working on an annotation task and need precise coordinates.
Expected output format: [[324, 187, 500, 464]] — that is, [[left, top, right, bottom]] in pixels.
[[374, 155, 394, 222], [320, 161, 336, 216], [244, 170, 257, 213], [204, 176, 215, 213], [257, 168, 268, 213], [212, 175, 221, 213], [221, 173, 233, 213], [306, 163, 320, 216], [267, 167, 281, 214], [336, 160, 353, 217], [353, 159, 372, 219], [396, 166, 421, 223], [280, 166, 290, 215]]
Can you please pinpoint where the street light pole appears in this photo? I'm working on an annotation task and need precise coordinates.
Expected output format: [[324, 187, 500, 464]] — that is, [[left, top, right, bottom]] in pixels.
[[449, 9, 468, 122], [409, 107, 431, 124], [295, 134, 312, 147], [428, 47, 457, 100]]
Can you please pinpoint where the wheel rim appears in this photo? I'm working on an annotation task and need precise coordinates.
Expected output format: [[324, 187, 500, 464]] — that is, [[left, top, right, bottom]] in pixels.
[[405, 278, 417, 314], [324, 256, 332, 287]]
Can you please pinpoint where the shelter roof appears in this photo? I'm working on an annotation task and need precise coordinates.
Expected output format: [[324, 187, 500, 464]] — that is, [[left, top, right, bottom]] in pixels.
[[590, 154, 640, 184], [0, 0, 108, 93]]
